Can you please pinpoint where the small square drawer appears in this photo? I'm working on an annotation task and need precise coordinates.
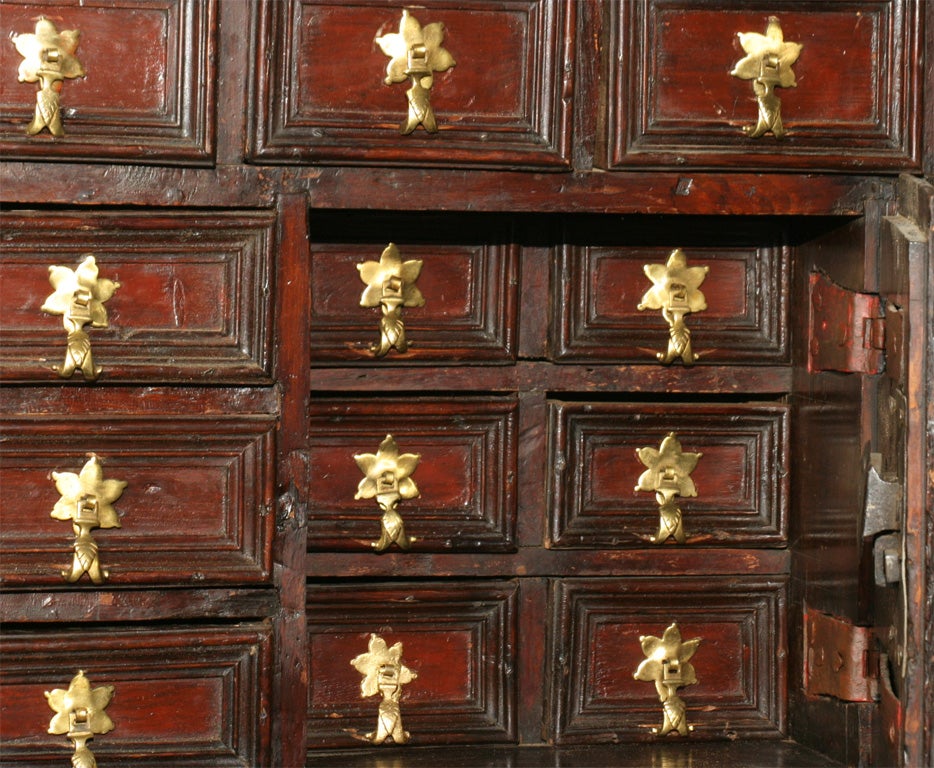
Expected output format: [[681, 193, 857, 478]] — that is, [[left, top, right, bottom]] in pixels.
[[306, 398, 517, 552], [307, 581, 517, 749], [251, 0, 571, 168], [0, 210, 275, 383], [607, 0, 921, 171], [0, 623, 272, 766], [549, 401, 789, 547], [551, 576, 787, 743], [0, 0, 216, 164], [0, 388, 276, 587]]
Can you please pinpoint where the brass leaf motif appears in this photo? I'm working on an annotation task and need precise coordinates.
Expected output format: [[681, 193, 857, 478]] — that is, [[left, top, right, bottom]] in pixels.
[[350, 634, 417, 745], [634, 623, 702, 736]]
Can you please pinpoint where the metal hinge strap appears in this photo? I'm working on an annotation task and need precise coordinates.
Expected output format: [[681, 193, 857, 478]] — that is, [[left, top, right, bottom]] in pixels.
[[804, 607, 878, 702], [809, 271, 884, 374]]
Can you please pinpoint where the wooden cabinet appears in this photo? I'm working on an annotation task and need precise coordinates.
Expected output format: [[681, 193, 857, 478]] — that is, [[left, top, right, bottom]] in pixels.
[[1, 2, 932, 767]]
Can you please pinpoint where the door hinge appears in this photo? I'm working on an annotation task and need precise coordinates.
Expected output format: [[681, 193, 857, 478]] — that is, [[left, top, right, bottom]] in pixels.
[[809, 271, 885, 374], [804, 607, 878, 702]]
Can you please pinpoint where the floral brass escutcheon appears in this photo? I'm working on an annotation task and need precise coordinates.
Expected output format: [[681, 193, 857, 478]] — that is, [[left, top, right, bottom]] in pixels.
[[46, 670, 114, 768], [635, 432, 702, 544], [730, 16, 802, 139], [357, 243, 425, 357], [375, 10, 455, 134], [354, 434, 420, 551], [637, 248, 708, 365], [351, 634, 417, 745], [41, 254, 119, 380], [50, 454, 126, 584], [11, 18, 85, 137], [634, 623, 702, 736]]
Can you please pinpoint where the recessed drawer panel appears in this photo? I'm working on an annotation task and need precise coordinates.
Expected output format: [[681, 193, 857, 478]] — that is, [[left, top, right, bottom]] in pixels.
[[551, 576, 787, 743], [306, 398, 517, 552], [0, 210, 275, 383], [0, 0, 216, 164], [251, 0, 571, 168], [307, 581, 517, 749], [549, 402, 789, 547], [310, 216, 518, 363], [608, 0, 921, 171], [0, 390, 276, 586], [553, 237, 788, 364], [0, 624, 271, 766]]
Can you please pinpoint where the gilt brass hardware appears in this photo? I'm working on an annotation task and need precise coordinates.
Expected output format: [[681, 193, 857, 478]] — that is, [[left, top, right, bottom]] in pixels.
[[50, 454, 126, 584], [42, 255, 119, 380], [11, 18, 85, 137], [730, 16, 802, 139], [46, 670, 114, 768], [635, 433, 702, 544], [637, 248, 707, 365], [351, 634, 417, 745], [358, 243, 425, 357], [354, 434, 420, 551], [376, 10, 455, 134], [634, 623, 702, 736]]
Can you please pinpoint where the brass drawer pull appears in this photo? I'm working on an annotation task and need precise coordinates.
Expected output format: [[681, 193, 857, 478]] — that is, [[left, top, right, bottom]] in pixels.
[[358, 244, 424, 357], [351, 634, 417, 745], [51, 454, 127, 584], [731, 17, 802, 139], [42, 255, 120, 380], [635, 432, 702, 544], [637, 248, 707, 365], [12, 18, 85, 137], [354, 434, 420, 551], [634, 623, 702, 736], [46, 670, 114, 768], [376, 10, 455, 134]]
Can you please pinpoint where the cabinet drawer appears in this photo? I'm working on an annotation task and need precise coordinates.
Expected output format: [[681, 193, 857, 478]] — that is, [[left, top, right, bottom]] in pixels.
[[549, 402, 789, 547], [608, 0, 921, 171], [307, 581, 517, 749], [251, 0, 571, 168], [306, 398, 517, 552], [0, 389, 276, 586], [553, 233, 789, 364], [0, 210, 275, 383], [0, 0, 216, 164], [551, 576, 787, 743], [0, 624, 271, 766]]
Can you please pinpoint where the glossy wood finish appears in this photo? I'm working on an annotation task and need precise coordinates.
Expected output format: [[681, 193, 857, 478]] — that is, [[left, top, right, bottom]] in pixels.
[[252, 0, 572, 168], [0, 0, 216, 164], [0, 210, 276, 383], [609, 0, 922, 171]]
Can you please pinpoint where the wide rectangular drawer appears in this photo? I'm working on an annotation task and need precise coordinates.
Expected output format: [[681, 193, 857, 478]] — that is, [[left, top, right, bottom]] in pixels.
[[306, 581, 517, 749], [0, 624, 271, 766], [549, 401, 789, 547], [0, 210, 275, 383], [551, 576, 787, 743], [251, 0, 571, 168], [607, 0, 921, 171], [0, 0, 216, 164], [0, 388, 276, 587], [306, 398, 517, 552]]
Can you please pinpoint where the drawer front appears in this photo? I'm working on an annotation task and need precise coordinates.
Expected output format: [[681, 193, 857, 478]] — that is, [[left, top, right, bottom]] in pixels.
[[307, 581, 517, 749], [553, 237, 789, 364], [608, 0, 921, 171], [551, 576, 787, 743], [306, 398, 517, 552], [0, 624, 271, 766], [549, 402, 789, 547], [310, 215, 518, 364], [0, 0, 216, 164], [0, 394, 275, 586], [0, 210, 275, 383], [251, 0, 571, 168]]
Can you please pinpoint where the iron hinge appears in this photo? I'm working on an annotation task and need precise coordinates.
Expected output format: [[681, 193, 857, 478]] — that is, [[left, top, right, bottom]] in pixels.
[[809, 271, 885, 374], [804, 607, 878, 702]]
